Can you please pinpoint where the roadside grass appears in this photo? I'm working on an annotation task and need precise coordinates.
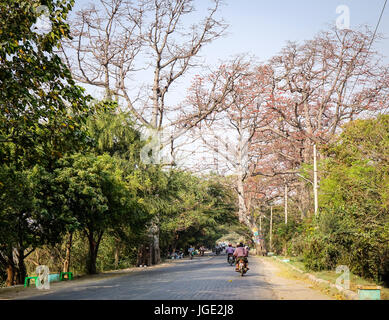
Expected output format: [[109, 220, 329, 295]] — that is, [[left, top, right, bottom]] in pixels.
[[273, 255, 389, 300]]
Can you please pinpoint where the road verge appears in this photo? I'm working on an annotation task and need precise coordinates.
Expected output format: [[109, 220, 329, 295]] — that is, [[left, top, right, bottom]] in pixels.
[[270, 256, 359, 300]]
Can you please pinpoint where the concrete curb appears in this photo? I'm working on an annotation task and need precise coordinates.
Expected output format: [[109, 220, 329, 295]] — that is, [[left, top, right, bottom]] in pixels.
[[271, 256, 358, 300]]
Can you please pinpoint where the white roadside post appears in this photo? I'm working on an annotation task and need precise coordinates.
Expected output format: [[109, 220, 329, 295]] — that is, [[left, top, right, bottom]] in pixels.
[[313, 144, 318, 216], [270, 206, 273, 252], [285, 185, 288, 224]]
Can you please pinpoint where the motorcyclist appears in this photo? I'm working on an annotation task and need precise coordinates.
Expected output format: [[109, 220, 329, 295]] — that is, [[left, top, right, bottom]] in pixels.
[[225, 243, 235, 263], [188, 245, 195, 259], [233, 242, 249, 271]]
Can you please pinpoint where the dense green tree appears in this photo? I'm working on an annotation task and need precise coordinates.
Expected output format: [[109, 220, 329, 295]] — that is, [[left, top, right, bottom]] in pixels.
[[159, 173, 238, 254], [0, 0, 90, 169], [305, 116, 389, 284], [0, 164, 69, 285], [54, 153, 146, 274], [0, 0, 92, 285]]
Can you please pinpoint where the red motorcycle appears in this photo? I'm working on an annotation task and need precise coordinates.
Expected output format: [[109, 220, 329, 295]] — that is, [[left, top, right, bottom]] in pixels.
[[235, 257, 248, 276]]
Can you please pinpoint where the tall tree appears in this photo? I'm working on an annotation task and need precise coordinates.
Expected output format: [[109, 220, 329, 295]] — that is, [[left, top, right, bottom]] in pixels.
[[63, 0, 229, 132], [0, 0, 91, 285], [187, 63, 266, 228], [54, 153, 145, 274], [0, 165, 70, 285], [260, 27, 389, 217], [186, 62, 295, 233], [62, 0, 240, 264]]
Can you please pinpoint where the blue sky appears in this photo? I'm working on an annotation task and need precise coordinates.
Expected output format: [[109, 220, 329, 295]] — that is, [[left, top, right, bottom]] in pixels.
[[198, 0, 389, 64], [72, 0, 389, 103], [73, 0, 389, 63]]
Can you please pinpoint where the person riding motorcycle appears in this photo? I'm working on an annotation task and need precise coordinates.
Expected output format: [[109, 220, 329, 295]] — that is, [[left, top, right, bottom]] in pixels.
[[233, 242, 249, 271], [225, 243, 235, 263]]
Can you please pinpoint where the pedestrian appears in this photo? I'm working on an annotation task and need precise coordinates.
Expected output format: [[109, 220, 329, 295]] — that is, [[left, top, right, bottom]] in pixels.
[[188, 245, 195, 259]]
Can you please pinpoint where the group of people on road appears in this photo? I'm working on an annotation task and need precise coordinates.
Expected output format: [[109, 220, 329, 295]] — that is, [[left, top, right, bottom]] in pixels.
[[168, 245, 206, 260], [188, 245, 206, 259], [168, 243, 250, 273], [168, 249, 184, 259]]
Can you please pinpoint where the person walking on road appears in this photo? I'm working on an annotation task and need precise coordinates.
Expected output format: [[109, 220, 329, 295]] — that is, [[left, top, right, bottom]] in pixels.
[[188, 245, 195, 259]]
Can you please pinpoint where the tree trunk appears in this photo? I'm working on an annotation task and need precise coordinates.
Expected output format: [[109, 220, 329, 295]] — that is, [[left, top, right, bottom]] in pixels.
[[114, 238, 120, 269], [313, 144, 318, 216], [299, 182, 312, 218], [237, 173, 250, 226], [152, 234, 160, 265], [63, 232, 73, 277], [5, 262, 16, 287], [14, 248, 27, 285], [261, 239, 267, 256], [149, 215, 161, 265], [300, 140, 313, 218], [136, 245, 143, 266], [269, 206, 273, 252], [137, 244, 151, 267], [172, 233, 179, 253], [285, 184, 288, 224], [87, 238, 98, 274]]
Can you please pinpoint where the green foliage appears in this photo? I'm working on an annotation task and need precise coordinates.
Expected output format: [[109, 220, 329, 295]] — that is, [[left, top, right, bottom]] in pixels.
[[0, 0, 91, 169], [86, 100, 143, 163], [264, 117, 388, 286], [259, 202, 304, 255], [53, 152, 147, 273], [158, 173, 238, 253], [305, 115, 389, 285], [0, 1, 243, 283], [0, 0, 92, 284], [0, 163, 73, 284], [0, 163, 73, 246], [303, 213, 348, 271]]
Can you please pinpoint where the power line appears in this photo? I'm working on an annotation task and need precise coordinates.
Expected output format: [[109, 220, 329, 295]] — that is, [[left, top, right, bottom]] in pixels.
[[345, 0, 387, 107]]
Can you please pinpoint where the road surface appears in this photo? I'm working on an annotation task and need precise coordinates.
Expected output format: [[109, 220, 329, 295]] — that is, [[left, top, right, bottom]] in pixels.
[[3, 255, 332, 300]]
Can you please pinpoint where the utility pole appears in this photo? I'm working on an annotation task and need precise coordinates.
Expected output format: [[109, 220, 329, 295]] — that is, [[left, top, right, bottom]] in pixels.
[[270, 206, 273, 252], [313, 144, 318, 216], [285, 184, 288, 224]]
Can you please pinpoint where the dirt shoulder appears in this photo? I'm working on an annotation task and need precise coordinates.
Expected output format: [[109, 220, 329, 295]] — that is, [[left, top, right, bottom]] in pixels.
[[256, 256, 336, 300]]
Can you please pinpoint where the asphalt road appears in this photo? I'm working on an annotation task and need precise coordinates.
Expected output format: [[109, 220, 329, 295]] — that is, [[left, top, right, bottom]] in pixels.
[[25, 255, 277, 300]]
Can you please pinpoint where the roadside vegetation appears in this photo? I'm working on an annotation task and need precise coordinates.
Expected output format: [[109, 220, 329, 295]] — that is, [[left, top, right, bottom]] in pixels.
[[0, 0, 242, 286], [0, 0, 388, 292], [262, 116, 389, 287]]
